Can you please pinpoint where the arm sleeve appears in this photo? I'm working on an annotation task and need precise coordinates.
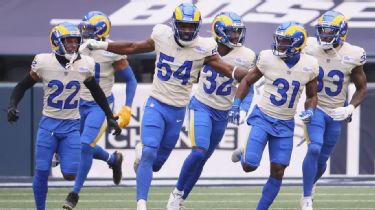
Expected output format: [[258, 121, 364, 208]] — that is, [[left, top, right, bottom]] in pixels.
[[9, 73, 37, 107], [240, 85, 254, 112], [116, 65, 138, 107], [84, 77, 113, 118], [255, 51, 266, 74]]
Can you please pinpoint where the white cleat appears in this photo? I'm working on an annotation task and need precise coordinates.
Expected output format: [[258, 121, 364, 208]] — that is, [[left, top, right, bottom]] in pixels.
[[311, 183, 317, 201], [134, 142, 143, 173], [137, 199, 147, 210], [300, 196, 313, 210], [166, 188, 185, 210], [231, 147, 243, 163]]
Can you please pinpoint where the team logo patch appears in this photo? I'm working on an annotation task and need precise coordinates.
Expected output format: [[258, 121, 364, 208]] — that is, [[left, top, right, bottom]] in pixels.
[[31, 60, 37, 68], [302, 67, 313, 72], [342, 55, 355, 63], [194, 46, 207, 54], [234, 58, 245, 66], [79, 67, 90, 72]]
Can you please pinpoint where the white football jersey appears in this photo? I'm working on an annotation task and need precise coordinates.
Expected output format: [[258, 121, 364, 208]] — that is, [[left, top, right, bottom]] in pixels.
[[257, 50, 319, 120], [150, 24, 218, 107], [304, 37, 366, 115], [31, 53, 95, 119], [194, 46, 256, 110], [80, 40, 126, 101]]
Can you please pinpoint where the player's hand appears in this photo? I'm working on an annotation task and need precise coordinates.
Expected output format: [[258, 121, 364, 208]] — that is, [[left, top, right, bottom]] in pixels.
[[345, 114, 352, 123], [107, 116, 122, 136], [238, 110, 247, 125], [228, 105, 240, 125], [7, 105, 19, 123], [331, 104, 355, 121], [299, 108, 314, 124], [80, 39, 108, 52], [117, 106, 132, 128]]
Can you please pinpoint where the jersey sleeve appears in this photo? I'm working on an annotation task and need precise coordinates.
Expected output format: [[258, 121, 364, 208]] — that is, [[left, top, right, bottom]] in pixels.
[[353, 47, 367, 66], [247, 50, 257, 70], [150, 24, 170, 42], [255, 50, 267, 74], [310, 57, 320, 81], [302, 37, 317, 55], [86, 56, 95, 79], [31, 54, 43, 78]]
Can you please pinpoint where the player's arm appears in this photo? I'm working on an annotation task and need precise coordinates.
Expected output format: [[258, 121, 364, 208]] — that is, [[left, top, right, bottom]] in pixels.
[[228, 67, 263, 125], [84, 38, 155, 55], [299, 77, 318, 124], [7, 71, 38, 123], [204, 54, 248, 81], [113, 59, 138, 128], [83, 77, 121, 135], [349, 65, 367, 107]]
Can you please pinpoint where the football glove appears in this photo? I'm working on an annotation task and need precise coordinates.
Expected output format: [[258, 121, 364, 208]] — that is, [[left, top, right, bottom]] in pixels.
[[107, 115, 122, 136], [7, 105, 19, 123], [228, 105, 240, 125], [238, 110, 248, 125], [299, 108, 314, 124], [117, 106, 132, 128], [79, 39, 108, 52], [331, 104, 355, 121]]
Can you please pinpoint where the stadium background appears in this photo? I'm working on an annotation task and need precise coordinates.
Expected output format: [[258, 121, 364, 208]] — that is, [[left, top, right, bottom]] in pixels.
[[1, 0, 375, 182]]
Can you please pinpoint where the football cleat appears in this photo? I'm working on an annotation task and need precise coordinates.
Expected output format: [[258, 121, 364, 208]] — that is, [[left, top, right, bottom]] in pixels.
[[133, 142, 143, 173], [311, 183, 317, 201], [166, 188, 185, 210], [137, 199, 147, 210], [51, 153, 60, 167], [231, 147, 244, 163], [63, 191, 79, 210], [300, 196, 313, 210], [109, 151, 123, 185]]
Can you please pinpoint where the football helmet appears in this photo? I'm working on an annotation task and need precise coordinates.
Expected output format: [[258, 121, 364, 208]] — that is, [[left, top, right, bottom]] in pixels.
[[316, 11, 348, 50], [49, 22, 82, 61], [79, 11, 111, 40], [272, 21, 307, 58], [172, 3, 201, 46], [212, 12, 246, 48]]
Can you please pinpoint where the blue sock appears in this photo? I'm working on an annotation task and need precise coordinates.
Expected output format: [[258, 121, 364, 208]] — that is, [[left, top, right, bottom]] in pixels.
[[92, 145, 111, 164], [136, 146, 157, 201], [32, 169, 49, 210], [176, 149, 206, 192], [182, 160, 206, 199], [256, 177, 282, 210], [302, 143, 321, 196], [73, 143, 93, 194]]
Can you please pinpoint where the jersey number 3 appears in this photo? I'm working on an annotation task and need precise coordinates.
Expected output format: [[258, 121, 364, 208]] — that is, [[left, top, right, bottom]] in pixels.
[[317, 67, 344, 96], [47, 80, 80, 109], [157, 52, 192, 85]]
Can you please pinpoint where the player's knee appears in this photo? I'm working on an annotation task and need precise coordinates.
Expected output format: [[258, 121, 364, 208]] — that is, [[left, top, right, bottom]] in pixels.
[[270, 163, 286, 179], [307, 143, 322, 157], [142, 146, 157, 162], [191, 147, 207, 162], [241, 162, 257, 173], [63, 173, 76, 181]]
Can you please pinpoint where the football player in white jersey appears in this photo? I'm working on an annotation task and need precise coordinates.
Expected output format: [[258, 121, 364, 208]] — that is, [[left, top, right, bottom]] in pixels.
[[166, 11, 256, 210], [6, 22, 121, 210], [82, 3, 250, 210], [300, 11, 367, 210], [63, 11, 138, 209], [229, 21, 319, 210]]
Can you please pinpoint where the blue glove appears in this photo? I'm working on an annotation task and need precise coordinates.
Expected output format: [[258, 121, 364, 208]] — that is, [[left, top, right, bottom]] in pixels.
[[299, 108, 314, 124], [228, 98, 241, 125]]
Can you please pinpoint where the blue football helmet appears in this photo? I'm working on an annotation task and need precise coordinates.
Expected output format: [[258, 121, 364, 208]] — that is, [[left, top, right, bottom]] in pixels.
[[212, 12, 246, 48], [79, 11, 111, 40], [49, 22, 82, 60], [316, 11, 348, 50], [172, 3, 201, 46], [272, 21, 307, 58]]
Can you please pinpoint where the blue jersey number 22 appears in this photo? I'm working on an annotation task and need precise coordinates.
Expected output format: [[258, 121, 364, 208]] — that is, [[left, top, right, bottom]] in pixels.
[[47, 80, 80, 109], [157, 52, 192, 85], [270, 78, 300, 108]]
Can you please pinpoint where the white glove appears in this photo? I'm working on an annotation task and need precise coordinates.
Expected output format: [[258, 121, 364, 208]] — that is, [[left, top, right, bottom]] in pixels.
[[331, 104, 355, 121], [79, 39, 108, 52], [238, 110, 247, 125]]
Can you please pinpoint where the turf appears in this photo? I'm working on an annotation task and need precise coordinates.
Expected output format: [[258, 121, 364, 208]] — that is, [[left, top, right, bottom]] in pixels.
[[0, 186, 375, 209]]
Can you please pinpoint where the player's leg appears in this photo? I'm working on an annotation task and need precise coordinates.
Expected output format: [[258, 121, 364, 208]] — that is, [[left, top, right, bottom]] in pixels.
[[33, 128, 58, 210], [302, 109, 325, 199], [241, 125, 268, 172], [314, 118, 342, 182], [60, 130, 81, 210], [182, 117, 228, 200], [136, 98, 166, 204], [256, 135, 293, 210]]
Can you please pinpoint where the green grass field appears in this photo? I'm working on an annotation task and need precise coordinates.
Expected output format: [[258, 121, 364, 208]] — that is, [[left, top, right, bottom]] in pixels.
[[0, 186, 374, 209]]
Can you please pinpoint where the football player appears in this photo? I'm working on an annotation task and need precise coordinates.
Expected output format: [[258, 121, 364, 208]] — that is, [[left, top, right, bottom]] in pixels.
[[63, 11, 138, 209], [166, 12, 256, 210], [6, 22, 121, 210], [230, 21, 319, 210], [82, 3, 250, 210], [300, 11, 367, 210]]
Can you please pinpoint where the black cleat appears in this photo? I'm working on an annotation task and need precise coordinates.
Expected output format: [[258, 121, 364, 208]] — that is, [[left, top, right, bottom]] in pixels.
[[110, 151, 123, 185], [63, 191, 79, 210]]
